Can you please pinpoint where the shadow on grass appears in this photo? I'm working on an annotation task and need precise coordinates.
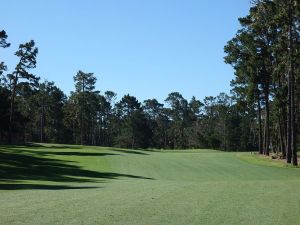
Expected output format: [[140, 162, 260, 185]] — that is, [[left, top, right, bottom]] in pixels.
[[17, 150, 120, 157], [42, 151, 119, 157], [111, 149, 151, 155], [3, 143, 83, 150], [0, 147, 154, 190], [8, 143, 156, 156], [0, 184, 100, 190]]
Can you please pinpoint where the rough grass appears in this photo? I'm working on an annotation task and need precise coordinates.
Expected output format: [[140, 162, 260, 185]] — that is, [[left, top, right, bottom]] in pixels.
[[0, 144, 299, 225], [236, 153, 300, 168]]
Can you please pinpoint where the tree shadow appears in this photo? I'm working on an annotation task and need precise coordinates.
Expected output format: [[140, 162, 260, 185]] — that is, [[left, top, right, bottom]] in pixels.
[[111, 149, 151, 155], [1, 145, 121, 157], [17, 150, 120, 157], [0, 147, 154, 190], [44, 152, 120, 157], [27, 143, 84, 149], [0, 184, 100, 190], [2, 143, 83, 150]]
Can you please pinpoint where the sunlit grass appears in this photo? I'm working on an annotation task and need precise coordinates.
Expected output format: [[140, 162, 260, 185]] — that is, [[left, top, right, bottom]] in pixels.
[[0, 144, 299, 225]]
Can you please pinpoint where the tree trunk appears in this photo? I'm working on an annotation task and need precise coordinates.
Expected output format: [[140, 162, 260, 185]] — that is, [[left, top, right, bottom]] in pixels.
[[40, 100, 45, 143], [40, 112, 44, 143], [278, 115, 286, 158], [257, 90, 263, 154], [8, 74, 18, 144], [287, 0, 297, 165], [81, 81, 85, 145], [72, 118, 76, 144], [291, 70, 297, 165], [263, 81, 270, 156]]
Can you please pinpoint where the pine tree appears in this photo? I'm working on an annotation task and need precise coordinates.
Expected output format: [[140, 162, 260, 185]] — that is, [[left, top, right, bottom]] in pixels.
[[8, 40, 39, 143], [73, 70, 97, 145]]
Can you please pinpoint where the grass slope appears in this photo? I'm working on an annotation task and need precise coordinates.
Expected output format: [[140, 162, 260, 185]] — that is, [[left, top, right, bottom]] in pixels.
[[0, 144, 299, 225]]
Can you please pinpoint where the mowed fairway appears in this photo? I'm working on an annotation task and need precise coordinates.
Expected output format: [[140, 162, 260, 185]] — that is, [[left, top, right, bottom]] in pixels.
[[0, 144, 299, 225]]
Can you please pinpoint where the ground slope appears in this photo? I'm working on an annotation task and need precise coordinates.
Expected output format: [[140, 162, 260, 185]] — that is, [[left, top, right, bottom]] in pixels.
[[0, 144, 299, 225]]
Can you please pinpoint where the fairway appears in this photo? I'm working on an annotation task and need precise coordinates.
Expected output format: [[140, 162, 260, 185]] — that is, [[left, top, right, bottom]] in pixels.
[[0, 144, 299, 225]]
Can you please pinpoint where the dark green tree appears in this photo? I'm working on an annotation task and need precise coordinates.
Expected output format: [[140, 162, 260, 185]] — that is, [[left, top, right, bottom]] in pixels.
[[165, 92, 189, 149], [31, 81, 66, 143], [8, 40, 39, 143], [115, 94, 150, 148], [0, 29, 10, 142], [73, 70, 97, 145], [143, 99, 164, 147], [0, 30, 10, 83]]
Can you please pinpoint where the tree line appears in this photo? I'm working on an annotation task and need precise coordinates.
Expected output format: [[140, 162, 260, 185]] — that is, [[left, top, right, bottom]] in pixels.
[[224, 0, 299, 165], [0, 0, 299, 166], [0, 30, 254, 151]]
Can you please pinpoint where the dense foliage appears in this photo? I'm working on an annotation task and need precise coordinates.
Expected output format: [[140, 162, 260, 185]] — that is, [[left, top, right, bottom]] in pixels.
[[0, 64, 254, 151], [225, 0, 299, 165], [0, 1, 299, 165]]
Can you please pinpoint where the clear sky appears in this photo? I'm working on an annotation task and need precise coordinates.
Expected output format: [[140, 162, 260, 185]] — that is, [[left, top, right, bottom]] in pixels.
[[1, 0, 251, 103]]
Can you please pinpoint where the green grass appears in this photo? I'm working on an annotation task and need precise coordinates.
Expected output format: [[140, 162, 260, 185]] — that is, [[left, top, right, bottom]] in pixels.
[[0, 144, 299, 225], [237, 152, 300, 168]]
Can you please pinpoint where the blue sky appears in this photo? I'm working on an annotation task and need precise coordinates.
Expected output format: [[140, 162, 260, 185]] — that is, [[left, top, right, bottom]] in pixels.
[[1, 0, 250, 102]]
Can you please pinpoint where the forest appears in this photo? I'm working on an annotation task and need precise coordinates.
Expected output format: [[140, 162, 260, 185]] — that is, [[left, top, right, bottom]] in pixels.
[[0, 0, 299, 166]]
